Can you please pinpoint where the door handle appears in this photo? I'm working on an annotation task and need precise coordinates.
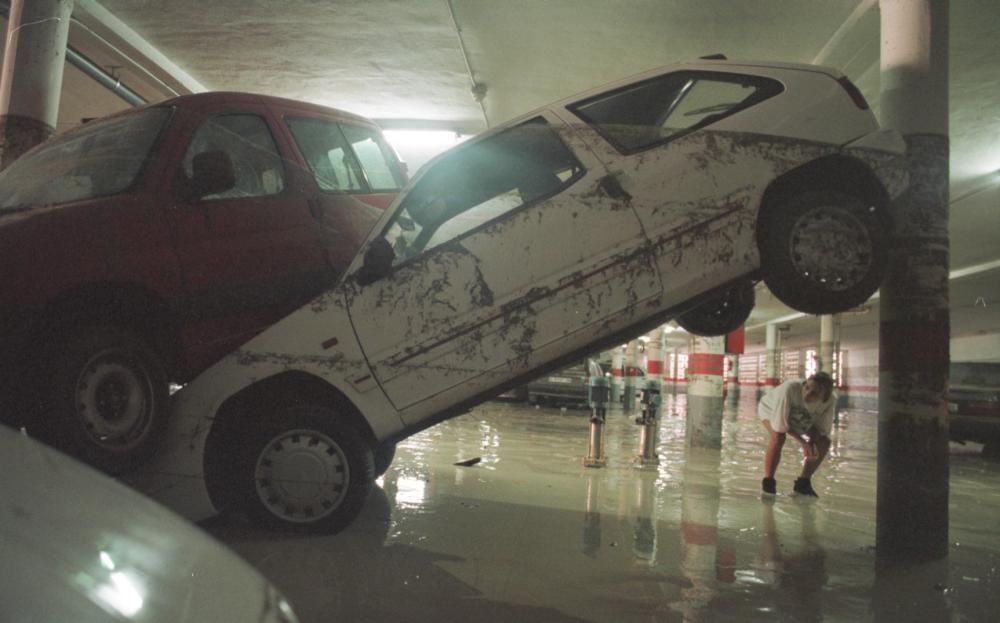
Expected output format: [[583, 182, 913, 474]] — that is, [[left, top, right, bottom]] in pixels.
[[599, 174, 632, 202], [307, 198, 323, 220]]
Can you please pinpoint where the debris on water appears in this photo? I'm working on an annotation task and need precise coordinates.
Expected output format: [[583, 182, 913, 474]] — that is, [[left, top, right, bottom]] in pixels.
[[454, 457, 482, 467]]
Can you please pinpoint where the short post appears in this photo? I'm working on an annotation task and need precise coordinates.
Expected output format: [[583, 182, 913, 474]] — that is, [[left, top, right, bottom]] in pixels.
[[584, 375, 610, 468], [634, 378, 662, 468]]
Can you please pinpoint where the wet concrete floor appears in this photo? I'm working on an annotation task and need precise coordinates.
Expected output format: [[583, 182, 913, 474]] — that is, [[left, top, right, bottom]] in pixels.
[[206, 392, 1000, 622]]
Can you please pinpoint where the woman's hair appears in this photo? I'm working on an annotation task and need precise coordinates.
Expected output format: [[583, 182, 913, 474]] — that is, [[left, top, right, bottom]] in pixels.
[[808, 371, 834, 397]]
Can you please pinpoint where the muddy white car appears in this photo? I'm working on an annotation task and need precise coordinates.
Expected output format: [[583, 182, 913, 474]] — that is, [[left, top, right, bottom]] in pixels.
[[133, 58, 906, 532]]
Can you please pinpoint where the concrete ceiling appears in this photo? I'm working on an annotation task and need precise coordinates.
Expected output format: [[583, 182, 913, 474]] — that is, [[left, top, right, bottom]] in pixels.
[[21, 0, 1000, 356]]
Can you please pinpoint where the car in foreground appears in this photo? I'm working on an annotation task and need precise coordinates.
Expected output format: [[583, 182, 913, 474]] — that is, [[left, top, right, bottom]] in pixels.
[[0, 92, 405, 472], [131, 58, 906, 533], [1, 424, 298, 622], [527, 359, 604, 407]]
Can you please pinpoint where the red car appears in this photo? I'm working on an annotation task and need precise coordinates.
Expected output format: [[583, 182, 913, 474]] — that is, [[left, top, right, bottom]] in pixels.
[[0, 92, 405, 472]]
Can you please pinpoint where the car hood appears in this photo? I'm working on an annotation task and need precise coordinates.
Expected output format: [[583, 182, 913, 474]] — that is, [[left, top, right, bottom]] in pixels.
[[1, 426, 296, 623]]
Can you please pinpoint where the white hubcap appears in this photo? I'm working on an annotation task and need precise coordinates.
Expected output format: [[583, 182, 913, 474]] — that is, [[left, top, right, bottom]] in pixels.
[[254, 429, 349, 523]]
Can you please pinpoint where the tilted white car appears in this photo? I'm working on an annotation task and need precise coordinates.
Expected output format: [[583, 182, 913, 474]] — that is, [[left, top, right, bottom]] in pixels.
[[132, 58, 906, 532]]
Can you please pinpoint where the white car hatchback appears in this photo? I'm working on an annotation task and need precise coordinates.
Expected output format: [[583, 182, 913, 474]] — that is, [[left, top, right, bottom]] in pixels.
[[133, 58, 906, 532]]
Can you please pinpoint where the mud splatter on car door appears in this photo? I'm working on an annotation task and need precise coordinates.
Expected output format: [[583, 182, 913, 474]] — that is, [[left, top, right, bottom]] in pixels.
[[345, 111, 661, 418]]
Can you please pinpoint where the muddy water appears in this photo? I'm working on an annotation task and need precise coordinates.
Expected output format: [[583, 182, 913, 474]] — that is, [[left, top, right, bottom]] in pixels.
[[209, 392, 1000, 622]]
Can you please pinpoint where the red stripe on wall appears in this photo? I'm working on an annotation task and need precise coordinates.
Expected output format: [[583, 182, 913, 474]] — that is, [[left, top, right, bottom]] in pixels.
[[688, 353, 724, 376]]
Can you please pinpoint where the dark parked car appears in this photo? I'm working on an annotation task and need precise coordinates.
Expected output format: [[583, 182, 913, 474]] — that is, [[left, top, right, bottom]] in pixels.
[[0, 92, 405, 472], [948, 385, 1000, 456], [527, 359, 604, 407]]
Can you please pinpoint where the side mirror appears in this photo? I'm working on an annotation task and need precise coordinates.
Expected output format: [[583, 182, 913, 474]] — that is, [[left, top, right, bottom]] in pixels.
[[356, 238, 394, 286], [189, 150, 236, 200]]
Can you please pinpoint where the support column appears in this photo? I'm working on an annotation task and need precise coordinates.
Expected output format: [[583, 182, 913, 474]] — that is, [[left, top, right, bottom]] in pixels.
[[686, 335, 725, 448], [0, 0, 74, 169], [610, 347, 624, 404], [645, 328, 664, 399], [877, 0, 950, 562], [623, 340, 639, 414], [819, 315, 836, 374], [725, 355, 740, 404], [763, 323, 781, 387]]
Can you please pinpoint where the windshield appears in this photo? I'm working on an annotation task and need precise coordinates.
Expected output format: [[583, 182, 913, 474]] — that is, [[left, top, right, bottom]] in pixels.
[[0, 107, 171, 211]]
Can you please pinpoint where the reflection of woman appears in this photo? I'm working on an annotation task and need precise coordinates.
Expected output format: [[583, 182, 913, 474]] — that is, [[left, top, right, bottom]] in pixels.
[[754, 502, 828, 621]]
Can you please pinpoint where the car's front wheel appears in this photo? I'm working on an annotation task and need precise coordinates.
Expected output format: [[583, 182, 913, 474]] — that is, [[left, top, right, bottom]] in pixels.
[[42, 326, 168, 474], [240, 404, 374, 533], [676, 280, 755, 336], [760, 189, 888, 315]]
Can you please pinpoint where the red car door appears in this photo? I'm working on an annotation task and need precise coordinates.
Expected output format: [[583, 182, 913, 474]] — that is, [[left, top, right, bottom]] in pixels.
[[161, 102, 332, 374]]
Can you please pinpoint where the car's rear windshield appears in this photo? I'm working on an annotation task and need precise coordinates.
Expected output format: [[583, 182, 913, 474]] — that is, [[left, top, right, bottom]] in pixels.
[[0, 107, 171, 211], [568, 71, 783, 153]]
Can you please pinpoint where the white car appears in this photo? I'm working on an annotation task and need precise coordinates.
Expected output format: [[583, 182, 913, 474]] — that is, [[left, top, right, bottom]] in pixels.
[[132, 58, 906, 532], [1, 425, 298, 622]]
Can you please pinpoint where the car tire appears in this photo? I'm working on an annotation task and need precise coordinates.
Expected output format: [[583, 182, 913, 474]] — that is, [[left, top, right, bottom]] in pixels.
[[42, 326, 168, 474], [676, 280, 755, 336], [240, 404, 374, 533], [760, 189, 888, 315], [373, 441, 396, 477]]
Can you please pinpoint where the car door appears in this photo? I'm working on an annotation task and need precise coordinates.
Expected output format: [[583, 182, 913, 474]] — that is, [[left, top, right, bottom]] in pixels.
[[345, 112, 662, 418], [163, 107, 331, 371]]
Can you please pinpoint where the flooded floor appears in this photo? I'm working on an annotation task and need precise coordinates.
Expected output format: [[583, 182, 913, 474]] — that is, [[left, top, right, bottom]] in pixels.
[[206, 392, 1000, 622]]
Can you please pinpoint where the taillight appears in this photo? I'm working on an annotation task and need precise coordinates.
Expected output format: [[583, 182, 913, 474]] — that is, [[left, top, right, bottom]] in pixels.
[[837, 76, 870, 110]]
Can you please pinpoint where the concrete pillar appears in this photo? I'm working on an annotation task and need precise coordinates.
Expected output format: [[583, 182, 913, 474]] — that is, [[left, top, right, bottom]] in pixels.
[[0, 0, 74, 169], [623, 340, 639, 414], [686, 335, 725, 448], [763, 323, 781, 387], [819, 315, 836, 374], [610, 346, 624, 403], [645, 327, 664, 401], [877, 0, 950, 562], [725, 355, 740, 402]]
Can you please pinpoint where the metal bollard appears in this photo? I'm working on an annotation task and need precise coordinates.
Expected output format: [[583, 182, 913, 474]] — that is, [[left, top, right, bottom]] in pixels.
[[634, 379, 661, 468], [584, 376, 610, 468]]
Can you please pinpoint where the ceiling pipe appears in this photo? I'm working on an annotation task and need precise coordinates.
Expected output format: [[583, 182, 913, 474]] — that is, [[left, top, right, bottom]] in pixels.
[[0, 0, 145, 107]]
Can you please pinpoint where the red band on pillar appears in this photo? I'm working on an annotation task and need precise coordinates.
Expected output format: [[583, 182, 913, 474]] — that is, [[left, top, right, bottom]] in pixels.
[[647, 360, 663, 374], [762, 378, 781, 386], [879, 319, 949, 373], [688, 353, 724, 376], [611, 369, 623, 377], [681, 521, 717, 545]]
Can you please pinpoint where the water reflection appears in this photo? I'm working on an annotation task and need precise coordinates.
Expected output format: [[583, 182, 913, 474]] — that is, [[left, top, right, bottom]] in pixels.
[[755, 501, 827, 622], [673, 447, 723, 622]]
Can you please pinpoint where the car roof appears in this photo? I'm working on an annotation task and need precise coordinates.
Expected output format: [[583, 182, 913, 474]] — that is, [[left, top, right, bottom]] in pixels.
[[85, 91, 378, 128]]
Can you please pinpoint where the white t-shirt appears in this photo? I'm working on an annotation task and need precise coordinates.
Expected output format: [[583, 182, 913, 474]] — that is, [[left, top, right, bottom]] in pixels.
[[757, 379, 836, 436]]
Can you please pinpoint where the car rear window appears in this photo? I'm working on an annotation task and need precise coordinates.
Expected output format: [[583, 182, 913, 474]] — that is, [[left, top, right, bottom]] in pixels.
[[287, 118, 403, 194], [568, 71, 783, 153], [0, 107, 171, 210]]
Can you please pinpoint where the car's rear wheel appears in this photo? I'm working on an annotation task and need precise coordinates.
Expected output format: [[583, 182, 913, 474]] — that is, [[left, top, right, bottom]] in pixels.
[[676, 280, 755, 336], [240, 404, 374, 533], [760, 189, 888, 315], [42, 326, 168, 474]]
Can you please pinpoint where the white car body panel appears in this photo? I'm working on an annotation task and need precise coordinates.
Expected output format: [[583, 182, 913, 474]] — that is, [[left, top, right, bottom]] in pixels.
[[132, 60, 907, 525], [2, 426, 297, 622]]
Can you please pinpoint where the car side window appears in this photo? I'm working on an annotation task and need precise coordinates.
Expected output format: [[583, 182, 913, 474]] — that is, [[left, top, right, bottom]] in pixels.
[[380, 117, 583, 266], [181, 114, 286, 199], [339, 124, 405, 192], [568, 71, 783, 153], [286, 117, 366, 192]]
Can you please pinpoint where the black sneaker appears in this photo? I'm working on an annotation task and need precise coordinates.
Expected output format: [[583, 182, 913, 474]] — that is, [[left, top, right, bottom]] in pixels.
[[793, 478, 819, 498], [761, 477, 776, 496]]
